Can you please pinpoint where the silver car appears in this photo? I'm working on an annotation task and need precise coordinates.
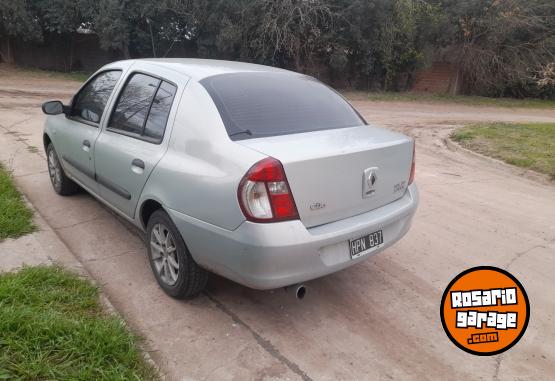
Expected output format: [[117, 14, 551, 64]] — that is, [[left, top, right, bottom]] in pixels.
[[42, 59, 418, 298]]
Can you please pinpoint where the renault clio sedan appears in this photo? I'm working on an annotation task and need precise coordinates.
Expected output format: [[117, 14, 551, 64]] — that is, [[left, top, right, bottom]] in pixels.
[[42, 59, 418, 298]]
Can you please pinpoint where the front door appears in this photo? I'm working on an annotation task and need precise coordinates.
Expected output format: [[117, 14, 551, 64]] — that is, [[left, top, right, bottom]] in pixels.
[[56, 70, 122, 192], [94, 73, 178, 218]]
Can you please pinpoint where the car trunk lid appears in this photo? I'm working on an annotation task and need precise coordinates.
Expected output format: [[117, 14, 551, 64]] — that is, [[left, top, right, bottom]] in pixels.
[[236, 125, 414, 228]]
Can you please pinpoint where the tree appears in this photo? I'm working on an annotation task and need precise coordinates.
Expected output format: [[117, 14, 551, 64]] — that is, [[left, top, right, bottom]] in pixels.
[[243, 0, 334, 72], [2, 0, 552, 98], [0, 0, 42, 63], [0, 0, 93, 66], [35, 0, 85, 34], [91, 0, 134, 58], [327, 0, 440, 90], [439, 0, 555, 97], [378, 0, 442, 90]]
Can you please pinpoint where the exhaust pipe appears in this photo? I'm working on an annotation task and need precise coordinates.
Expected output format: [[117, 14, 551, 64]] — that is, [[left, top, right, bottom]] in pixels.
[[285, 284, 307, 300]]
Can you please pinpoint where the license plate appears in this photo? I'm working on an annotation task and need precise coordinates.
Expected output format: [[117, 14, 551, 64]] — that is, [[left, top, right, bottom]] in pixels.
[[349, 230, 383, 259]]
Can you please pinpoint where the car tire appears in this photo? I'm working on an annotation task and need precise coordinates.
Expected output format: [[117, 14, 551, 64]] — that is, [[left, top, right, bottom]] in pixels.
[[146, 209, 208, 298], [46, 143, 80, 195]]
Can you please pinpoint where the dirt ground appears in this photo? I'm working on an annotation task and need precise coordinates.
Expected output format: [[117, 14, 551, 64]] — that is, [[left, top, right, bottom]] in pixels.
[[1, 66, 554, 380]]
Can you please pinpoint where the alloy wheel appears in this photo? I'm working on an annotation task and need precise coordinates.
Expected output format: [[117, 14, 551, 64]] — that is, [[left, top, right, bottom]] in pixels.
[[150, 223, 179, 286], [48, 149, 62, 189]]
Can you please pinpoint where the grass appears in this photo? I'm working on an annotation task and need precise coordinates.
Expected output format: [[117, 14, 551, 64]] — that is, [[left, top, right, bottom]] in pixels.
[[0, 164, 35, 240], [0, 266, 158, 380], [10, 66, 91, 82], [364, 91, 555, 109], [451, 122, 555, 180]]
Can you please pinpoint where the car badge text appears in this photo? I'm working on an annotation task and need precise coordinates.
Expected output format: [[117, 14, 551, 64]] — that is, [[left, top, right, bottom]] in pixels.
[[309, 202, 326, 211]]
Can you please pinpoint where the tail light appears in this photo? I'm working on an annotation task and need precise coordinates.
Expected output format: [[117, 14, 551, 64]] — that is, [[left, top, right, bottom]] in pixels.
[[408, 142, 416, 185], [238, 157, 299, 222]]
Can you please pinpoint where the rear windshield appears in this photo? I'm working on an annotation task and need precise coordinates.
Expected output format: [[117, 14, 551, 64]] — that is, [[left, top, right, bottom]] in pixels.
[[200, 72, 365, 140]]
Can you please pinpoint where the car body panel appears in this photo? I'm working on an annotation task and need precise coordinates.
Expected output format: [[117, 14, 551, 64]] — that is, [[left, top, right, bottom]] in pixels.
[[237, 126, 413, 228], [93, 64, 189, 218], [140, 80, 265, 230], [135, 58, 290, 81], [45, 115, 101, 193], [44, 67, 128, 192], [43, 58, 419, 290], [168, 183, 418, 289], [95, 130, 168, 217]]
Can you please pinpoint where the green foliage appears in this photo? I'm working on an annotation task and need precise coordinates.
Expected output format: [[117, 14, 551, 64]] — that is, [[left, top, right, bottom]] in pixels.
[[437, 0, 555, 98], [92, 0, 134, 56], [365, 91, 555, 109], [244, 0, 334, 70], [1, 0, 553, 97], [0, 164, 35, 240], [36, 0, 85, 34], [451, 122, 555, 179], [376, 0, 442, 89], [0, 266, 158, 380], [18, 66, 92, 81], [0, 0, 42, 41], [0, 0, 92, 40]]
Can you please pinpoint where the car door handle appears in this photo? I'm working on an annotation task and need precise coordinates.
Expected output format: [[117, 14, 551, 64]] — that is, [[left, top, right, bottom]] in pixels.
[[132, 159, 145, 169], [131, 159, 145, 174], [82, 139, 91, 152]]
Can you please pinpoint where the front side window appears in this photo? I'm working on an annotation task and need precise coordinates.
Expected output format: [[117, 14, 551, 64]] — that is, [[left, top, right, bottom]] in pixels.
[[72, 70, 121, 123], [109, 73, 177, 142], [200, 72, 365, 140]]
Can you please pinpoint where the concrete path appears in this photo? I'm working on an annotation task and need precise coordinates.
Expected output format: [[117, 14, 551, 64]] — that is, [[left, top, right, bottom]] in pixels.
[[1, 69, 554, 380], [0, 207, 82, 273]]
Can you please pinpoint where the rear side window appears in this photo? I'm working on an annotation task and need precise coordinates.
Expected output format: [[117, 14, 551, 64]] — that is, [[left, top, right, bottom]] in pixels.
[[109, 74, 158, 135], [200, 72, 364, 140], [109, 73, 177, 143], [72, 70, 121, 123], [144, 82, 177, 141]]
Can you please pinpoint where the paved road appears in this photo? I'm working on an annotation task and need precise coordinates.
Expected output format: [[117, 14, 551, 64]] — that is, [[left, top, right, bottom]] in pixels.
[[1, 69, 554, 380]]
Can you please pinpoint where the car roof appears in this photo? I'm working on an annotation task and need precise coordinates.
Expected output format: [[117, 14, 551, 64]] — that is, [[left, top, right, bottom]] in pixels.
[[107, 58, 296, 81]]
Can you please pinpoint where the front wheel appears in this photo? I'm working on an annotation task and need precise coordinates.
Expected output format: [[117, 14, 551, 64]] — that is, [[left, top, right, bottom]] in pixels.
[[146, 209, 208, 298]]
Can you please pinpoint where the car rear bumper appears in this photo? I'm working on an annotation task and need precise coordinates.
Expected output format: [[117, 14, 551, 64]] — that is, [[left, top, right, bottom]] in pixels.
[[168, 183, 419, 290]]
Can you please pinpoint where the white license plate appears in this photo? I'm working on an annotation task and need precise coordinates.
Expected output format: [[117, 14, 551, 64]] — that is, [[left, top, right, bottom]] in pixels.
[[349, 230, 383, 259]]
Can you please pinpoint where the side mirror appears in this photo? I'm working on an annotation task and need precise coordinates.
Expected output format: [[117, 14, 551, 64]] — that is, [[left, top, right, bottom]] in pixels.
[[42, 100, 66, 115]]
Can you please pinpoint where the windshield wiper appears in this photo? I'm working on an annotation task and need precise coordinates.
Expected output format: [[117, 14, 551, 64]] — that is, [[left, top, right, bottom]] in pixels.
[[228, 128, 253, 138]]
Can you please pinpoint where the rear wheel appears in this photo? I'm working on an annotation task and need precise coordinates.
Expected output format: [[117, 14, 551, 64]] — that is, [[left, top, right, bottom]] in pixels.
[[146, 209, 208, 298], [46, 143, 79, 195]]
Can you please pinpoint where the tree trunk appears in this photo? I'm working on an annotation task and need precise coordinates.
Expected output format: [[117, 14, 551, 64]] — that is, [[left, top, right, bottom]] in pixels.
[[148, 20, 156, 57], [69, 34, 75, 71], [122, 36, 131, 59], [2, 37, 15, 64]]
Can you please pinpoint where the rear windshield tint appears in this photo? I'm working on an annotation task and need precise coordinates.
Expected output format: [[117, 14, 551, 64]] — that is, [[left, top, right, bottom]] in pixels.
[[200, 72, 365, 140]]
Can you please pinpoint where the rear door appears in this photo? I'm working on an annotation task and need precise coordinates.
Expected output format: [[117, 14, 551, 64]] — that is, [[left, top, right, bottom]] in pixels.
[[55, 70, 121, 192], [94, 72, 179, 218]]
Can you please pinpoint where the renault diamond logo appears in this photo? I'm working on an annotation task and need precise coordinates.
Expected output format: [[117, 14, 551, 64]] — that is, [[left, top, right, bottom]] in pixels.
[[363, 167, 378, 198]]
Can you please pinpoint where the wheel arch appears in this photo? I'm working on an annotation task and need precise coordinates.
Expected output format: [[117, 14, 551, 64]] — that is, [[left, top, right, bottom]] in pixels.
[[139, 198, 164, 230], [43, 133, 52, 152]]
